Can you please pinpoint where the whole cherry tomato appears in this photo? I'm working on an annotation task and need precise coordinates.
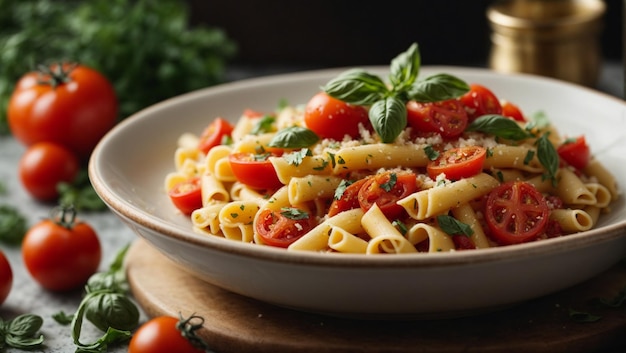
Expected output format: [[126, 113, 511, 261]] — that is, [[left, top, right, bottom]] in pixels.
[[557, 136, 590, 170], [19, 142, 80, 202], [484, 181, 549, 245], [501, 100, 526, 122], [304, 91, 371, 141], [427, 146, 487, 181], [22, 206, 101, 291], [0, 251, 13, 305], [168, 177, 203, 215], [406, 99, 468, 138], [129, 315, 211, 353], [8, 63, 118, 160]]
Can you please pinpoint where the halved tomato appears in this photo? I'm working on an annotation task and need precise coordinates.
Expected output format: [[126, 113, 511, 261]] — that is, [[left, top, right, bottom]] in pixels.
[[427, 146, 487, 181], [255, 208, 315, 248], [357, 171, 418, 220], [406, 99, 468, 138], [168, 177, 203, 215], [459, 84, 502, 121], [197, 118, 234, 154], [557, 136, 590, 170], [228, 152, 283, 190]]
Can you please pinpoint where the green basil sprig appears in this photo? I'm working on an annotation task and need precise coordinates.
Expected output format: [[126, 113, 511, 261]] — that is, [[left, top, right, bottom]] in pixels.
[[268, 126, 319, 149], [0, 314, 45, 350], [466, 115, 531, 140], [322, 43, 469, 143]]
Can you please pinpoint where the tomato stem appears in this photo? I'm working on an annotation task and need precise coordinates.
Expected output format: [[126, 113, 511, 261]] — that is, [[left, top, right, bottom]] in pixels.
[[50, 205, 77, 229], [36, 63, 77, 89], [176, 313, 214, 352]]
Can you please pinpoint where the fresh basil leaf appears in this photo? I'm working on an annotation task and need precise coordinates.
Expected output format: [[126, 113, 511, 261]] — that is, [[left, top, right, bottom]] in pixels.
[[250, 116, 275, 135], [369, 97, 407, 143], [379, 173, 397, 192], [389, 42, 420, 91], [3, 314, 44, 349], [466, 115, 531, 140], [437, 215, 474, 237], [536, 133, 559, 185], [408, 73, 469, 102], [323, 68, 388, 105], [283, 148, 312, 166], [280, 207, 309, 220], [268, 126, 319, 148]]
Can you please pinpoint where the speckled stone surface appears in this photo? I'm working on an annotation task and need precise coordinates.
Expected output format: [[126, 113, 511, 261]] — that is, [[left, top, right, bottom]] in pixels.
[[0, 62, 622, 352]]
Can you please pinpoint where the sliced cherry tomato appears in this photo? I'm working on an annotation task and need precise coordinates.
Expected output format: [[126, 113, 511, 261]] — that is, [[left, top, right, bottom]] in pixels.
[[255, 208, 315, 248], [168, 177, 203, 215], [484, 181, 549, 245], [501, 100, 525, 122], [19, 142, 80, 202], [0, 251, 12, 305], [22, 206, 101, 291], [328, 177, 370, 217], [129, 315, 208, 353], [8, 63, 117, 160], [557, 136, 590, 170], [459, 84, 502, 121], [304, 91, 370, 140], [427, 146, 487, 181], [406, 99, 468, 138], [229, 152, 283, 190], [357, 171, 418, 220], [197, 118, 234, 154]]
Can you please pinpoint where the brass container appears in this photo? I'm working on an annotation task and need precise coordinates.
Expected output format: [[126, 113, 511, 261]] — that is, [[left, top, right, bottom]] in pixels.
[[487, 0, 606, 87]]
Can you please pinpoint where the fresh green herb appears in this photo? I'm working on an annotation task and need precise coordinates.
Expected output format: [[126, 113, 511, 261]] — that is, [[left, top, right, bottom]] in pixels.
[[424, 145, 439, 161], [0, 204, 28, 245], [527, 110, 551, 130], [0, 314, 45, 350], [57, 170, 107, 212], [280, 207, 309, 220], [466, 115, 531, 140], [322, 43, 469, 143], [283, 148, 312, 166], [334, 179, 352, 200], [250, 116, 275, 135], [392, 219, 408, 235], [380, 173, 397, 192], [268, 126, 319, 148], [437, 215, 474, 237], [523, 150, 535, 165], [253, 153, 271, 161], [54, 245, 139, 352], [536, 134, 559, 185], [0, 0, 236, 134], [495, 170, 504, 182]]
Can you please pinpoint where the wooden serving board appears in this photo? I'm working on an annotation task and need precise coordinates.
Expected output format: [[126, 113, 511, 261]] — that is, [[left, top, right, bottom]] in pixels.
[[125, 239, 626, 353]]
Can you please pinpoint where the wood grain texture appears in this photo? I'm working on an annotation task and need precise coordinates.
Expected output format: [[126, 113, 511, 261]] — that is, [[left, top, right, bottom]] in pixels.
[[126, 239, 626, 353]]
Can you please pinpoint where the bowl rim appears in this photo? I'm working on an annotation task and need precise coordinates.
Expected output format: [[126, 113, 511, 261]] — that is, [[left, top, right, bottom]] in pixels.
[[89, 65, 626, 269]]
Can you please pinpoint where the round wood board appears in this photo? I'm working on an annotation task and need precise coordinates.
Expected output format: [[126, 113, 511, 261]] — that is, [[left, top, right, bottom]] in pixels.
[[125, 239, 626, 353]]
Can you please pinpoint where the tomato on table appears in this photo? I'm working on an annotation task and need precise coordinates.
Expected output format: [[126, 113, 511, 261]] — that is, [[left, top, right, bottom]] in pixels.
[[255, 208, 315, 248], [328, 177, 370, 217], [168, 177, 203, 215], [0, 251, 12, 305], [22, 206, 101, 291], [427, 146, 487, 181], [557, 136, 590, 170], [304, 91, 370, 141], [229, 152, 283, 190], [459, 84, 502, 121], [501, 100, 525, 122], [129, 315, 209, 353], [357, 171, 418, 220], [406, 99, 468, 138], [484, 181, 550, 245], [197, 118, 234, 154], [8, 63, 118, 160], [19, 142, 80, 202]]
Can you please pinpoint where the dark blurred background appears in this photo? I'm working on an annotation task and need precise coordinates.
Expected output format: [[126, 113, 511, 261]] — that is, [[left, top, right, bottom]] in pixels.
[[188, 0, 623, 69]]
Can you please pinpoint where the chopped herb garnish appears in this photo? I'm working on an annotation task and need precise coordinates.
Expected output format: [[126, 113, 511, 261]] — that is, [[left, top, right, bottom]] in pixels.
[[524, 150, 535, 165], [280, 207, 309, 220], [250, 116, 275, 135], [424, 145, 439, 161], [380, 173, 397, 192], [437, 215, 474, 237], [283, 148, 313, 166]]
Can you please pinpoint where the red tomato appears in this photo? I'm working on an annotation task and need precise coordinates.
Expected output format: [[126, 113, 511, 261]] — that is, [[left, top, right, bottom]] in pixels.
[[328, 178, 370, 217], [406, 99, 468, 138], [459, 84, 502, 121], [19, 142, 80, 202], [8, 63, 118, 160], [484, 181, 549, 245], [501, 100, 525, 122], [197, 118, 234, 154], [229, 152, 283, 190], [168, 177, 203, 215], [0, 252, 13, 305], [129, 315, 207, 353], [357, 171, 418, 220], [304, 92, 370, 140], [427, 146, 487, 181], [557, 136, 590, 170], [255, 208, 315, 247], [22, 206, 101, 291]]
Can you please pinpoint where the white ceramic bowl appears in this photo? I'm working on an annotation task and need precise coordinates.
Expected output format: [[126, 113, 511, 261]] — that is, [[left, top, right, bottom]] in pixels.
[[89, 66, 626, 319]]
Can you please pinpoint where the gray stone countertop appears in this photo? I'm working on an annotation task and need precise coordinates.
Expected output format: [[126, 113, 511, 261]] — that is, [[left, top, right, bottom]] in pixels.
[[0, 62, 623, 352]]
